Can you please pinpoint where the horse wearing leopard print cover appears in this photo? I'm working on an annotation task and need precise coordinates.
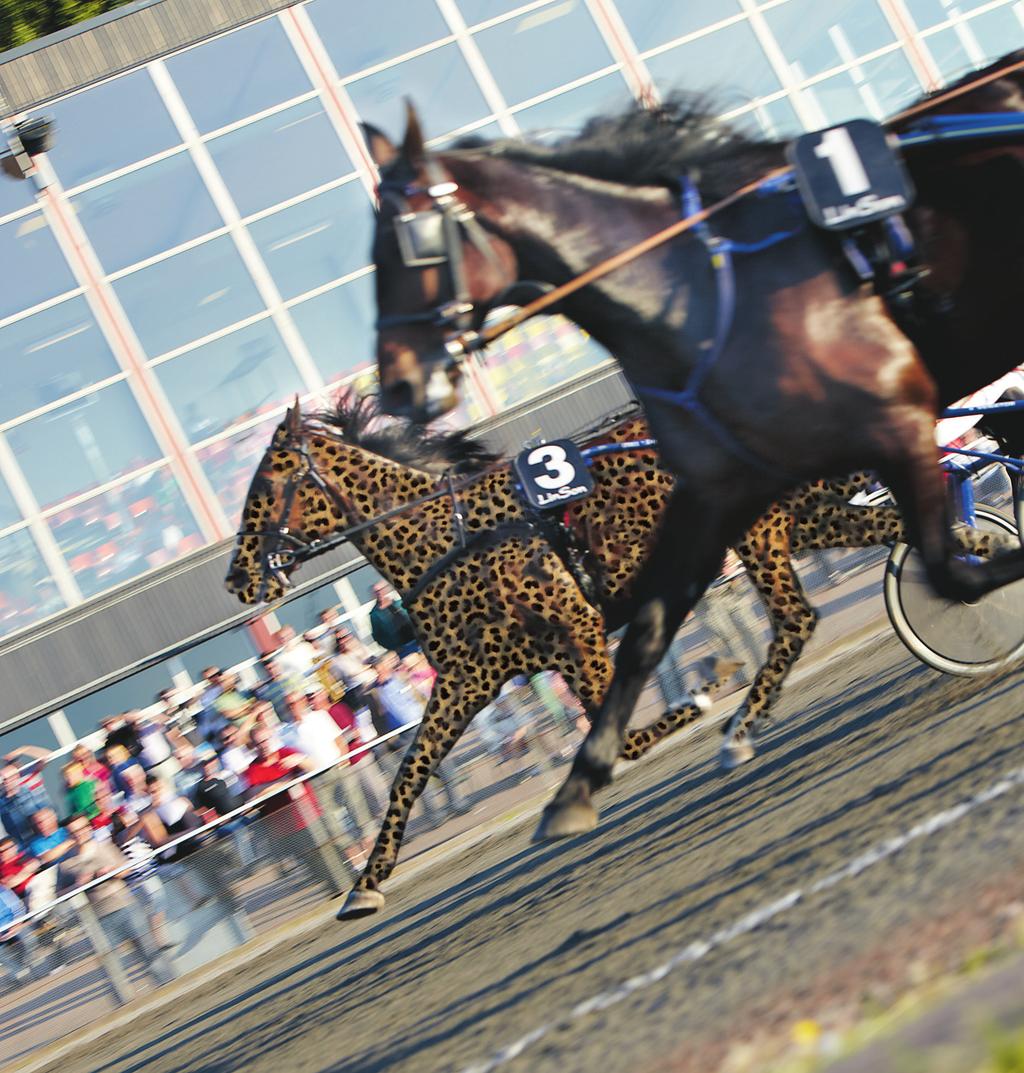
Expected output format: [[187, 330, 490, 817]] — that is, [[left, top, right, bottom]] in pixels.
[[224, 396, 1008, 919]]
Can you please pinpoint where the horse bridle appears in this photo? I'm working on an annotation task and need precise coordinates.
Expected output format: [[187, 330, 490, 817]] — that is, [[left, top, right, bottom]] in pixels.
[[375, 157, 502, 339], [237, 420, 481, 605]]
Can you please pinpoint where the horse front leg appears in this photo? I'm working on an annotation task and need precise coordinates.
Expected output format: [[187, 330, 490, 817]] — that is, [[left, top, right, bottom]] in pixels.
[[337, 681, 477, 920], [535, 488, 726, 840]]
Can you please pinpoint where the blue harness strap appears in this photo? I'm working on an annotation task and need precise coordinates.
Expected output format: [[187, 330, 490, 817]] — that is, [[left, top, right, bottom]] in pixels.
[[635, 176, 802, 481]]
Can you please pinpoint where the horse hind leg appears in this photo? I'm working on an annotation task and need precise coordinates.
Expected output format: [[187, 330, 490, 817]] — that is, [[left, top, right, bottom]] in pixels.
[[720, 519, 818, 769], [620, 655, 741, 761], [337, 680, 479, 920]]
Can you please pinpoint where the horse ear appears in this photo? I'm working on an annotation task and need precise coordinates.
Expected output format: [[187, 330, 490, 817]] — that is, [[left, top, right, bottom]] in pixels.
[[286, 396, 302, 436], [401, 99, 426, 164], [362, 122, 397, 168]]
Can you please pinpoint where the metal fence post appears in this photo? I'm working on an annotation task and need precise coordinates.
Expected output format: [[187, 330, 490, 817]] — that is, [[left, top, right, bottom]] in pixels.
[[69, 893, 134, 1005]]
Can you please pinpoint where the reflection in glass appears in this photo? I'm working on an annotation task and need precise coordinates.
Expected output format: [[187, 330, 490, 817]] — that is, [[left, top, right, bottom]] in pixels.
[[0, 528, 65, 639], [72, 153, 223, 274], [903, 0, 993, 30], [0, 297, 121, 423], [456, 0, 535, 26], [49, 467, 203, 599], [176, 628, 258, 683], [197, 413, 283, 525], [248, 182, 374, 301], [154, 321, 305, 444], [115, 236, 264, 357], [513, 72, 632, 135], [480, 311, 611, 408], [347, 45, 490, 139], [964, 7, 1024, 67], [0, 214, 77, 320], [306, 0, 449, 76], [763, 0, 897, 79], [919, 27, 976, 83], [644, 21, 781, 108], [167, 18, 313, 134], [7, 382, 163, 510], [0, 167, 36, 217], [617, 0, 742, 53], [473, 1, 614, 105], [807, 50, 921, 123], [0, 471, 21, 529], [731, 96, 804, 140], [43, 69, 180, 190], [289, 274, 375, 384], [208, 99, 355, 218]]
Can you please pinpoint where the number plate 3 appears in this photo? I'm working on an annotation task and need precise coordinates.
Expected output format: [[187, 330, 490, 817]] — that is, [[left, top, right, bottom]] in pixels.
[[513, 439, 594, 510]]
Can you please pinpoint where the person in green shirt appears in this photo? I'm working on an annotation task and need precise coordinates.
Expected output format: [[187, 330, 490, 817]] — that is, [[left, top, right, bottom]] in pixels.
[[62, 761, 98, 820]]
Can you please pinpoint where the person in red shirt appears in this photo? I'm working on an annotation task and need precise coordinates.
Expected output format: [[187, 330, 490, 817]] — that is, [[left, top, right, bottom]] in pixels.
[[0, 837, 38, 901], [244, 726, 345, 894]]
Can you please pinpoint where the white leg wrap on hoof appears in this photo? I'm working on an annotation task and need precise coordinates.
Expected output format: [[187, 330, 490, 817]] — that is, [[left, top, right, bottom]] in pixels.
[[336, 887, 386, 921], [720, 737, 757, 771]]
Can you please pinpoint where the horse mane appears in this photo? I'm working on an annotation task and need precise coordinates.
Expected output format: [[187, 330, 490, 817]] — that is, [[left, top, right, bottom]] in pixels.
[[451, 94, 787, 202], [309, 392, 500, 474]]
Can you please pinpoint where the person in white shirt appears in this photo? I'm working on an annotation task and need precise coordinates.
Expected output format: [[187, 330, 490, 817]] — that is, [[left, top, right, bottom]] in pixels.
[[281, 693, 372, 860], [274, 626, 320, 684]]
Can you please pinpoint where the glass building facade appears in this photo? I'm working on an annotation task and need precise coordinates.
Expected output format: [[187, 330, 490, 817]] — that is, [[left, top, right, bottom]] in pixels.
[[0, 0, 1021, 641]]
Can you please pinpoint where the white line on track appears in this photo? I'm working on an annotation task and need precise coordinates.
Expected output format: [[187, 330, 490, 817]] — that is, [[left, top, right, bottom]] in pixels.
[[457, 765, 1024, 1073]]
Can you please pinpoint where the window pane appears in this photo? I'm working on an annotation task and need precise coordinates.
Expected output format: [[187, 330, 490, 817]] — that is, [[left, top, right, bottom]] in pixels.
[[0, 529, 65, 639], [734, 96, 804, 140], [167, 18, 313, 134], [248, 182, 374, 301], [290, 274, 375, 385], [921, 27, 977, 83], [481, 312, 611, 408], [49, 467, 202, 599], [0, 213, 77, 320], [115, 236, 264, 357], [176, 628, 257, 683], [197, 413, 282, 524], [805, 49, 921, 123], [644, 21, 782, 107], [155, 321, 305, 443], [0, 471, 20, 529], [966, 8, 1024, 65], [0, 297, 120, 423], [72, 153, 223, 274], [8, 382, 163, 509], [0, 172, 36, 217], [473, 1, 614, 106], [43, 70, 180, 190], [306, 0, 449, 76], [347, 45, 490, 139], [208, 99, 355, 218], [513, 72, 632, 134], [619, 0, 741, 53], [763, 0, 897, 79], [903, 0, 993, 29]]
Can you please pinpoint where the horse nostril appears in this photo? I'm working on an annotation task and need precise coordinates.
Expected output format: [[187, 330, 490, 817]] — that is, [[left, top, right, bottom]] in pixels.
[[226, 565, 249, 591]]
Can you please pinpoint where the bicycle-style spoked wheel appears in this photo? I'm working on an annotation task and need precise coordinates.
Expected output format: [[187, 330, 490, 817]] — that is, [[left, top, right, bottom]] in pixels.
[[884, 504, 1024, 677]]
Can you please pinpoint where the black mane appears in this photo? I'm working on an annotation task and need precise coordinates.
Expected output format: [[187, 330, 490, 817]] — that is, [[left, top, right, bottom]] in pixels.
[[310, 392, 500, 474], [452, 94, 787, 202]]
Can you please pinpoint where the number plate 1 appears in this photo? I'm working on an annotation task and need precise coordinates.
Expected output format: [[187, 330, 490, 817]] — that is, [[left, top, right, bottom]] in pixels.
[[787, 119, 914, 231], [513, 439, 594, 510]]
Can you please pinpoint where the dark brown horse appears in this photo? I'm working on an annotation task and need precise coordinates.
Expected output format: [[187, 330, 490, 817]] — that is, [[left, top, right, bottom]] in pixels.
[[367, 54, 1024, 838]]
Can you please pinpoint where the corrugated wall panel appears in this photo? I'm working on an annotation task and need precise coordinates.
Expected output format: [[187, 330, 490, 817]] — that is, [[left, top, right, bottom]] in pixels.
[[0, 0, 297, 113]]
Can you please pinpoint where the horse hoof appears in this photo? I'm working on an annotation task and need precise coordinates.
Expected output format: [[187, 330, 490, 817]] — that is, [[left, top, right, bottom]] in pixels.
[[336, 888, 386, 920], [533, 800, 599, 842], [720, 739, 756, 770]]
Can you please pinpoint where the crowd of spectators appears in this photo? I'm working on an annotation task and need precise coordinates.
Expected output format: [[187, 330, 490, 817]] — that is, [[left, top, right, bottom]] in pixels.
[[0, 583, 581, 991]]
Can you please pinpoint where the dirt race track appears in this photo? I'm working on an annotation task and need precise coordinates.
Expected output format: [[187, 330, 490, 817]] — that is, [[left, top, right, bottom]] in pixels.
[[35, 631, 1024, 1073]]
